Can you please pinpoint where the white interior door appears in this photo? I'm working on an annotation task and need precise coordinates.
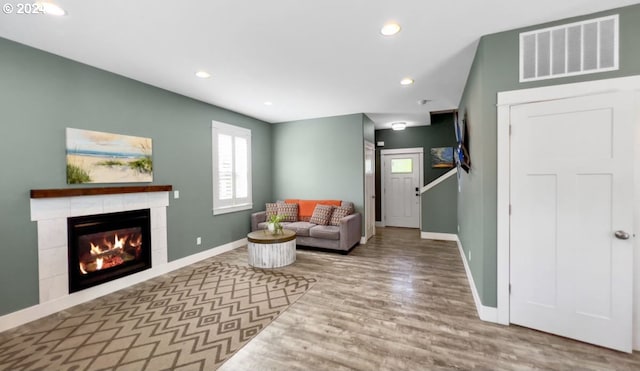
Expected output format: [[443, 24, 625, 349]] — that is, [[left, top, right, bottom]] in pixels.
[[384, 153, 420, 228], [510, 92, 634, 352], [365, 142, 375, 240]]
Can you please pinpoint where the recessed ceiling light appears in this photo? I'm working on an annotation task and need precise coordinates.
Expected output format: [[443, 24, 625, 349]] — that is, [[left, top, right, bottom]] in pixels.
[[400, 78, 414, 86], [380, 23, 401, 36], [195, 71, 211, 79], [264, 101, 273, 106], [391, 122, 407, 131], [37, 1, 66, 16]]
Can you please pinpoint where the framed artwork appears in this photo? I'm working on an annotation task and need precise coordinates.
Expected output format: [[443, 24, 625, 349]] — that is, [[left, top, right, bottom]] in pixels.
[[66, 128, 153, 184], [454, 111, 471, 173], [430, 147, 454, 168]]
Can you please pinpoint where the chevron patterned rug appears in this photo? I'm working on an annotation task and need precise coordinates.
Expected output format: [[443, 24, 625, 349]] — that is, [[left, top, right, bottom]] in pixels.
[[0, 261, 316, 371]]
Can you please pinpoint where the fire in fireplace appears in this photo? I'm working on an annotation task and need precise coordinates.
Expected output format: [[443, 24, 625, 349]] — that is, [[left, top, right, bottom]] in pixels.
[[67, 209, 152, 293]]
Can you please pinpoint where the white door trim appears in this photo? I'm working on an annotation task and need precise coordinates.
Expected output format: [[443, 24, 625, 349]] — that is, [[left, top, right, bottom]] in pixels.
[[380, 147, 424, 228], [381, 147, 424, 156], [496, 75, 640, 331], [364, 141, 375, 241]]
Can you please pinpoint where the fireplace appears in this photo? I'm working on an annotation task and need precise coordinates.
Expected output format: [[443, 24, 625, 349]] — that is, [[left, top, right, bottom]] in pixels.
[[67, 209, 152, 293]]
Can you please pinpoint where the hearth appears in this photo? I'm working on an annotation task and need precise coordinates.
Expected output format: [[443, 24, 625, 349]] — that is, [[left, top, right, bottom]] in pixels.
[[67, 209, 152, 293]]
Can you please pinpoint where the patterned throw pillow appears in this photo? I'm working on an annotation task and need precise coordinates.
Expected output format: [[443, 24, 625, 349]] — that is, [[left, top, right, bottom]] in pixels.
[[277, 203, 298, 222], [266, 203, 278, 219], [309, 205, 334, 225], [330, 206, 353, 226]]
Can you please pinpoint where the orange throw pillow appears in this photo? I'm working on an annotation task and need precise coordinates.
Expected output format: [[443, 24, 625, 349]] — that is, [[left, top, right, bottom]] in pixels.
[[284, 199, 342, 221], [298, 200, 318, 219]]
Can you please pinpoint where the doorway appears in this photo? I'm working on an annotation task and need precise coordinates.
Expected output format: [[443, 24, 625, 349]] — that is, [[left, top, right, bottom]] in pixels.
[[364, 141, 376, 241], [380, 148, 423, 228], [496, 76, 640, 353]]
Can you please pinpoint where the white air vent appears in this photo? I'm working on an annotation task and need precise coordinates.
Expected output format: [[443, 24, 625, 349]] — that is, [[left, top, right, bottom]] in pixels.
[[520, 14, 618, 82]]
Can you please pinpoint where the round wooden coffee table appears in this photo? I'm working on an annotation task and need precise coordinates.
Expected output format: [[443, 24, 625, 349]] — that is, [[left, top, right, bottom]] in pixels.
[[247, 229, 296, 268]]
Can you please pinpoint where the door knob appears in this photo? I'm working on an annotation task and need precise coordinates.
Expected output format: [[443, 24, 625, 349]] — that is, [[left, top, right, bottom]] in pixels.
[[614, 230, 630, 240]]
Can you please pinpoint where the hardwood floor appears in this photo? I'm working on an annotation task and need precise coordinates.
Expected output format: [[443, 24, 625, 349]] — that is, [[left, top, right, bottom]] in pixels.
[[217, 227, 640, 370]]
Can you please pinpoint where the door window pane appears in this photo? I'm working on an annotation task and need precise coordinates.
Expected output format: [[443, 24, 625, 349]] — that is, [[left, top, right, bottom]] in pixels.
[[391, 158, 412, 173]]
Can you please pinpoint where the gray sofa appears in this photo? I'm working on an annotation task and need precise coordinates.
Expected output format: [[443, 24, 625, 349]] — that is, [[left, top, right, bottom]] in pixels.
[[250, 201, 362, 253]]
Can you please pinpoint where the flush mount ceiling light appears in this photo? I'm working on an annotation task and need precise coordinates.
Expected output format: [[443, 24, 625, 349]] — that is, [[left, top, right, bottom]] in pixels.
[[37, 1, 66, 16], [263, 101, 273, 106], [380, 23, 401, 36], [400, 78, 414, 86], [195, 71, 211, 79], [391, 122, 407, 131]]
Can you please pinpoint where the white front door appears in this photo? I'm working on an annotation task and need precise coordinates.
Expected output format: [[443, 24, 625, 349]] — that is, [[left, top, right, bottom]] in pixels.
[[509, 92, 634, 352], [384, 153, 421, 228], [364, 142, 376, 240]]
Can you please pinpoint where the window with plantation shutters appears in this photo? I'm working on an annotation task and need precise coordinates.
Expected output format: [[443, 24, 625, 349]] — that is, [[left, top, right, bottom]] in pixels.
[[212, 121, 252, 215]]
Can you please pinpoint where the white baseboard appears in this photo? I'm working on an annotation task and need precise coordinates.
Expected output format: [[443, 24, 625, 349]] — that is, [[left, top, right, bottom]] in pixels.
[[375, 221, 385, 228], [454, 236, 499, 323], [162, 238, 246, 273], [0, 238, 247, 333], [422, 232, 499, 323], [421, 231, 458, 241], [360, 236, 367, 244]]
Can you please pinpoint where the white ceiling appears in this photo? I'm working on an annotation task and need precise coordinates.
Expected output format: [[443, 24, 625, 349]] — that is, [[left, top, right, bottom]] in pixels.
[[1, 0, 639, 129]]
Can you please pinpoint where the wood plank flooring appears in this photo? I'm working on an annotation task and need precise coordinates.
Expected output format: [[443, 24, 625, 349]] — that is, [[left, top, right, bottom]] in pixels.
[[216, 227, 640, 370]]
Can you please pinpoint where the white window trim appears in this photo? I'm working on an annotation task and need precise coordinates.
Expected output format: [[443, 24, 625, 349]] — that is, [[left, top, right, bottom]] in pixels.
[[211, 120, 252, 215]]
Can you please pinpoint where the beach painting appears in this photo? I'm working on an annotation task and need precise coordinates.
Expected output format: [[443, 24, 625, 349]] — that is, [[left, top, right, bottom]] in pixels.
[[430, 147, 454, 168], [66, 128, 153, 184]]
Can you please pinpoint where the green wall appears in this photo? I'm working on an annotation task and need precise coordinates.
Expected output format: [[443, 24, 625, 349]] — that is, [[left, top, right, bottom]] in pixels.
[[363, 114, 375, 143], [422, 174, 458, 234], [458, 3, 640, 307], [458, 41, 488, 305], [374, 113, 457, 224], [0, 37, 273, 316], [272, 114, 365, 222]]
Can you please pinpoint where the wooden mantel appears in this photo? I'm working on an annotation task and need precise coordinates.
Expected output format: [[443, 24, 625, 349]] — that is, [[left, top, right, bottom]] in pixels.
[[30, 185, 173, 199]]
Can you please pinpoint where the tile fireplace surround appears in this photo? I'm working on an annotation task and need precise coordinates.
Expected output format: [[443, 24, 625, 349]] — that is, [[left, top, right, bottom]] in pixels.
[[0, 187, 170, 332], [0, 185, 247, 332], [30, 188, 171, 305]]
